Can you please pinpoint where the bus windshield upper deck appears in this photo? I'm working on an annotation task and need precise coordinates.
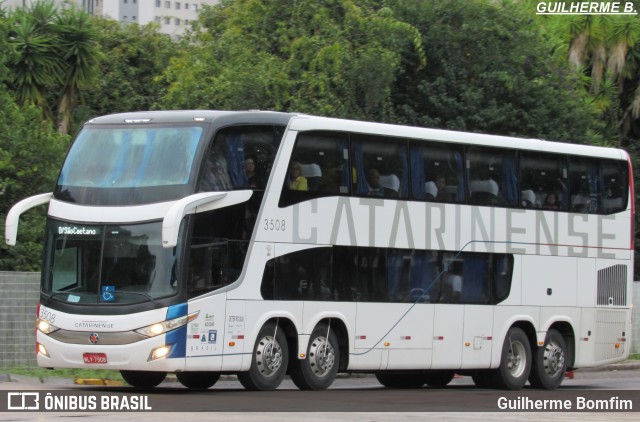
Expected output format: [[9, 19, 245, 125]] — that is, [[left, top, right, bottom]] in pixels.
[[39, 111, 290, 310]]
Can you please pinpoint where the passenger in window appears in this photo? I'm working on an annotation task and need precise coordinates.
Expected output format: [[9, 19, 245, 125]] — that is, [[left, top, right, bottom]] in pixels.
[[366, 168, 386, 197], [244, 157, 258, 188], [288, 161, 308, 191], [544, 192, 560, 209], [435, 175, 451, 201]]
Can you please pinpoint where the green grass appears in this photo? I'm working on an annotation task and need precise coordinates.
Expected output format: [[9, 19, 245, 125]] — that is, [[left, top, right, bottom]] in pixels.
[[4, 367, 124, 382], [629, 353, 640, 361]]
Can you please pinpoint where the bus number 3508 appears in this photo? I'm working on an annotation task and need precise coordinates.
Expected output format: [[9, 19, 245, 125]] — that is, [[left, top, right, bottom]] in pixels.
[[264, 219, 285, 231]]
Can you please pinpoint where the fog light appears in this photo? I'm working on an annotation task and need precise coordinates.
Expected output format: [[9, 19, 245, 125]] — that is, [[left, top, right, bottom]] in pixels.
[[149, 345, 173, 361], [37, 343, 49, 357]]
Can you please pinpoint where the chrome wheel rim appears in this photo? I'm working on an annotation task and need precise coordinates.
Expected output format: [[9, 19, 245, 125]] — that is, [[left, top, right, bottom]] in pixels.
[[507, 339, 527, 378], [543, 341, 565, 377], [309, 336, 335, 377], [255, 335, 283, 377]]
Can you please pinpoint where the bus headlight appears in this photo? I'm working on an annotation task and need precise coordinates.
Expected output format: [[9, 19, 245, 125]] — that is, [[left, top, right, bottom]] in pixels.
[[135, 311, 199, 337], [148, 344, 174, 361], [36, 319, 59, 334]]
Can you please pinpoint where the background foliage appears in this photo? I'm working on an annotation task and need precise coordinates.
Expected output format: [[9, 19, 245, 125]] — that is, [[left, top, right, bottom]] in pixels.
[[1, 0, 640, 274]]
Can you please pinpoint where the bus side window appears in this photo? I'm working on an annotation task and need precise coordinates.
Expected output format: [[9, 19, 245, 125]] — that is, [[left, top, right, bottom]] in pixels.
[[352, 135, 408, 199], [519, 152, 567, 210], [600, 159, 628, 214], [467, 146, 518, 207], [410, 141, 465, 203], [279, 131, 350, 207], [568, 158, 599, 213], [332, 246, 358, 301]]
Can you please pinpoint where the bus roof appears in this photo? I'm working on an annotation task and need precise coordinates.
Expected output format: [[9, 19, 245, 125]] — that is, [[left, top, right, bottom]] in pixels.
[[84, 110, 627, 161], [84, 110, 296, 127], [289, 115, 628, 161]]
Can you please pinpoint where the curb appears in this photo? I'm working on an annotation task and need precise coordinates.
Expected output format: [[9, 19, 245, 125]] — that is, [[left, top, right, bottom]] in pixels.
[[574, 360, 640, 372]]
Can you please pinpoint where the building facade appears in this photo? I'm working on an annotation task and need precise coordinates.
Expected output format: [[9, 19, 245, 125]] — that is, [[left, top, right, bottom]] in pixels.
[[1, 0, 219, 37]]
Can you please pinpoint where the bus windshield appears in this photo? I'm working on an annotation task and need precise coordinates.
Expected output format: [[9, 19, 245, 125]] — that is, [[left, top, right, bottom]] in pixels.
[[56, 125, 205, 205], [42, 220, 181, 305]]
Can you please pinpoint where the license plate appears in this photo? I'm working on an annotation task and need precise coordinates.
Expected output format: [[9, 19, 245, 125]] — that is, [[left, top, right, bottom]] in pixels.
[[83, 353, 108, 364]]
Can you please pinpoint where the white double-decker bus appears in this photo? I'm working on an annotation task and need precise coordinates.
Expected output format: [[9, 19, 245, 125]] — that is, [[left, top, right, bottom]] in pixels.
[[5, 110, 634, 391]]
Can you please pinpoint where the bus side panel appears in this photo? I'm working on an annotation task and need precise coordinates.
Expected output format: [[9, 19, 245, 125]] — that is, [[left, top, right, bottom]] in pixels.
[[382, 303, 434, 370], [431, 305, 463, 369], [576, 307, 595, 367], [222, 299, 248, 371], [576, 258, 597, 307], [461, 305, 494, 369], [521, 255, 577, 307], [184, 294, 227, 371]]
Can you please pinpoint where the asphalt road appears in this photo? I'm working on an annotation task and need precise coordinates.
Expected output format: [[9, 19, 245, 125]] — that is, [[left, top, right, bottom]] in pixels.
[[1, 368, 639, 420]]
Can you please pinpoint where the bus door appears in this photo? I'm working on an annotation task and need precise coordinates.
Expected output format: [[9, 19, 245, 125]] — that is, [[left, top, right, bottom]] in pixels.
[[184, 241, 231, 371]]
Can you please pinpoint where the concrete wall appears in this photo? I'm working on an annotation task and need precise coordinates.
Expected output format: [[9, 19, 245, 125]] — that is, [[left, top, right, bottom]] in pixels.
[[0, 272, 638, 368], [0, 272, 39, 368]]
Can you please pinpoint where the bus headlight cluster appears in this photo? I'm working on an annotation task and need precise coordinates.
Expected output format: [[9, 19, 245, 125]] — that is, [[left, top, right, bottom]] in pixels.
[[135, 311, 199, 337], [36, 319, 59, 334]]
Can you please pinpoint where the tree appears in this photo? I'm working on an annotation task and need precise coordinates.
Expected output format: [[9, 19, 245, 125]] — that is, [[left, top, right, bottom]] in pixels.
[[0, 5, 68, 271], [7, 0, 101, 135], [8, 0, 61, 120], [54, 5, 101, 135], [160, 0, 424, 122], [388, 0, 601, 144], [0, 94, 68, 271], [77, 18, 179, 124]]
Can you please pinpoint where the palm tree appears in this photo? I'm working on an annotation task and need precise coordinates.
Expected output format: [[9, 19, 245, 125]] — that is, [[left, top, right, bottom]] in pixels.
[[8, 1, 62, 120], [54, 6, 100, 135], [8, 1, 100, 134]]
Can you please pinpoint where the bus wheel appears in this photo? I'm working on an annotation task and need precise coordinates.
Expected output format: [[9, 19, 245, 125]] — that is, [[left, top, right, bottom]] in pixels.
[[238, 321, 288, 391], [120, 370, 166, 388], [375, 373, 426, 389], [291, 323, 340, 390], [424, 370, 455, 387], [528, 329, 567, 390], [493, 327, 531, 390], [176, 371, 221, 390]]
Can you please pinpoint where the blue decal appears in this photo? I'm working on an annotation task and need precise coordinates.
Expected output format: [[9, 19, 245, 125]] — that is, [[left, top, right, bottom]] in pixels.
[[101, 286, 115, 302], [166, 303, 188, 358], [208, 330, 217, 344], [166, 302, 187, 319]]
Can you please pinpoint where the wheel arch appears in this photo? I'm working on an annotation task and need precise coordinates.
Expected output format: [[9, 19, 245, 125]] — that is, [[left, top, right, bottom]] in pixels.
[[492, 317, 537, 368]]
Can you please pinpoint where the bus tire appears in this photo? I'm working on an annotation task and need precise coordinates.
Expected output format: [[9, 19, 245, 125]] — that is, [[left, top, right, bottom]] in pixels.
[[237, 321, 288, 391], [424, 370, 455, 387], [176, 371, 221, 390], [290, 323, 340, 390], [375, 372, 426, 389], [528, 329, 567, 390], [120, 370, 166, 388], [492, 327, 531, 390]]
